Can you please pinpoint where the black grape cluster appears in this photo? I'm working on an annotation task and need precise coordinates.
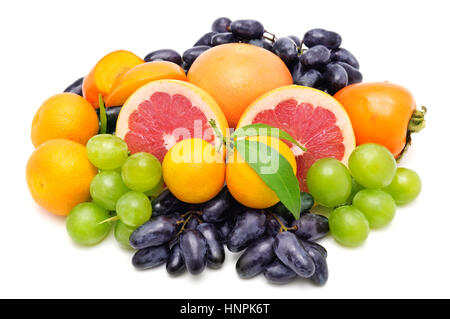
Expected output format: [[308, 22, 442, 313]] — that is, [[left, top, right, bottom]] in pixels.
[[131, 187, 330, 286], [237, 196, 330, 286], [130, 187, 235, 275], [143, 17, 363, 95], [290, 29, 362, 95], [64, 17, 363, 132]]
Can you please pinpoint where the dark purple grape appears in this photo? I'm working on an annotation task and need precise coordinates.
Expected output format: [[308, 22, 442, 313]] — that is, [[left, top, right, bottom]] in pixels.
[[143, 49, 182, 65], [287, 35, 301, 47], [151, 189, 186, 217], [300, 192, 315, 213], [129, 215, 178, 249], [216, 219, 234, 243], [333, 61, 363, 85], [303, 28, 342, 49], [290, 58, 303, 78], [212, 17, 232, 33], [264, 259, 297, 284], [211, 32, 238, 46], [299, 45, 330, 69], [294, 69, 322, 88], [197, 223, 225, 269], [236, 236, 275, 278], [202, 187, 235, 223], [179, 229, 207, 275], [269, 192, 315, 223], [166, 243, 185, 275], [272, 37, 298, 65], [301, 240, 328, 259], [266, 213, 287, 237], [64, 77, 83, 96], [246, 38, 273, 51], [307, 246, 328, 286], [182, 46, 210, 66], [95, 106, 122, 132], [330, 48, 359, 69], [291, 213, 329, 241], [322, 63, 348, 95], [194, 32, 217, 46], [132, 245, 169, 269], [230, 19, 264, 40], [227, 210, 266, 252], [273, 231, 315, 278], [185, 216, 200, 230], [181, 62, 190, 74]]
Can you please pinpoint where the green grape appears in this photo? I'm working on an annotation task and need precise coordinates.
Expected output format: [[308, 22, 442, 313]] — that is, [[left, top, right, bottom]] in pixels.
[[114, 220, 136, 249], [383, 168, 422, 205], [86, 134, 129, 170], [144, 178, 164, 197], [116, 191, 152, 227], [90, 170, 130, 210], [306, 158, 352, 207], [353, 189, 396, 229], [346, 178, 364, 204], [348, 143, 397, 189], [329, 205, 369, 247], [121, 152, 162, 192], [66, 202, 111, 246]]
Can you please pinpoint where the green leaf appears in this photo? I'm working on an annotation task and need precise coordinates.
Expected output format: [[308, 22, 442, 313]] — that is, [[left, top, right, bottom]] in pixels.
[[98, 94, 107, 134], [232, 123, 307, 152], [234, 139, 301, 219]]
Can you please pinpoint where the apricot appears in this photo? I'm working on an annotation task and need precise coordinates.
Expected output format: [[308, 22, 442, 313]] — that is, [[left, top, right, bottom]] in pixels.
[[105, 61, 187, 107], [82, 50, 144, 107]]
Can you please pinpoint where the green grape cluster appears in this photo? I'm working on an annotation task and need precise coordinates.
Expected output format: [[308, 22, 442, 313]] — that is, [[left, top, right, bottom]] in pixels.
[[66, 134, 163, 248], [306, 143, 422, 247]]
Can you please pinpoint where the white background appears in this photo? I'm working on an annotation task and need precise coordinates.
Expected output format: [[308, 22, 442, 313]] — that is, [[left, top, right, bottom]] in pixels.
[[1, 0, 449, 299]]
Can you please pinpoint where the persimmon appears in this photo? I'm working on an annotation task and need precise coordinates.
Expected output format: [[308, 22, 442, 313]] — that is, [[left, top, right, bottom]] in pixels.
[[334, 82, 425, 158]]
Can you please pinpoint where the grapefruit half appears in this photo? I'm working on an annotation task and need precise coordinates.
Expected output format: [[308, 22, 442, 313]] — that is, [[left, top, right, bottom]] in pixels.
[[237, 85, 355, 191], [116, 79, 228, 162]]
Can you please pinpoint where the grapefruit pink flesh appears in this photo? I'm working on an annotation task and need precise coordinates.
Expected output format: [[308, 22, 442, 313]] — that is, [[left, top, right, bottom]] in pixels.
[[116, 80, 228, 162], [237, 85, 355, 191]]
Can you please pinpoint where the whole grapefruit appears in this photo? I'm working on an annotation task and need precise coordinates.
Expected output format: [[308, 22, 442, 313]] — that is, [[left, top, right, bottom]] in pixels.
[[187, 43, 293, 128]]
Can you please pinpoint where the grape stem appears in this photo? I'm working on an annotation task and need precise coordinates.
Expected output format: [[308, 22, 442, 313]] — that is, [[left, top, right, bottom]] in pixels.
[[263, 30, 277, 43], [176, 211, 203, 236], [176, 213, 193, 236], [98, 215, 119, 225], [269, 212, 287, 232]]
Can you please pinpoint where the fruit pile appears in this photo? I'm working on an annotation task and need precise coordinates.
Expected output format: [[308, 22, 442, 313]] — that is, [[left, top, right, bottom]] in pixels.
[[26, 17, 425, 287]]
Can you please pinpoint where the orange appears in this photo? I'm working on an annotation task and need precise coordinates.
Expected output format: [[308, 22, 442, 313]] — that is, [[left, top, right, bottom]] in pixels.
[[162, 138, 225, 204], [82, 50, 144, 107], [26, 139, 97, 216], [31, 93, 99, 147], [226, 136, 297, 209], [334, 82, 420, 158], [187, 43, 293, 128], [105, 61, 187, 107]]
